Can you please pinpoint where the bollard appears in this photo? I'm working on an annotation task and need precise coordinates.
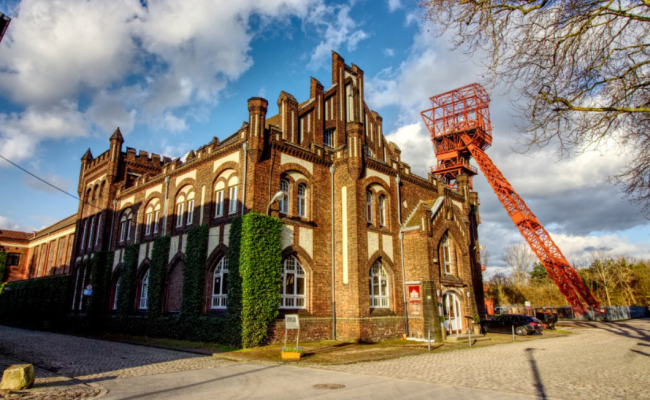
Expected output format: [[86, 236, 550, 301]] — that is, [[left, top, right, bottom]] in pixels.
[[512, 325, 515, 341], [428, 329, 431, 351], [469, 325, 472, 347]]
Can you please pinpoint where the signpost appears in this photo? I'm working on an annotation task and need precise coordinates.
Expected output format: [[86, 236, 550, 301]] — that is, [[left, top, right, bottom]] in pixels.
[[525, 301, 531, 314], [284, 314, 300, 348]]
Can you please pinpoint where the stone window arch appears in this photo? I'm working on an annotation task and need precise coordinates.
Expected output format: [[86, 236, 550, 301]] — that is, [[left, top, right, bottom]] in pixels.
[[213, 168, 239, 218], [119, 208, 133, 243], [175, 186, 195, 229], [144, 198, 162, 236]]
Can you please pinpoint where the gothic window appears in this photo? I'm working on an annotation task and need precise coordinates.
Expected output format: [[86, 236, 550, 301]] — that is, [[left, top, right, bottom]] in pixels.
[[175, 186, 195, 229], [87, 217, 95, 250], [214, 189, 224, 217], [324, 129, 334, 147], [279, 179, 290, 214], [366, 191, 373, 224], [442, 233, 453, 275], [378, 195, 386, 227], [297, 184, 307, 218], [281, 256, 306, 309], [187, 199, 194, 225], [228, 186, 238, 215], [145, 199, 161, 237], [369, 259, 389, 308], [138, 269, 149, 310], [176, 203, 184, 227], [145, 212, 152, 235], [119, 209, 133, 243], [211, 257, 228, 309]]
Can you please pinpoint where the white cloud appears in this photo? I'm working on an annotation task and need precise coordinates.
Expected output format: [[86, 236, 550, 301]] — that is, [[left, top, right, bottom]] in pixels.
[[0, 0, 329, 160], [306, 4, 370, 70], [374, 21, 650, 270], [0, 215, 30, 231], [384, 48, 395, 57], [388, 0, 402, 12], [22, 172, 71, 195]]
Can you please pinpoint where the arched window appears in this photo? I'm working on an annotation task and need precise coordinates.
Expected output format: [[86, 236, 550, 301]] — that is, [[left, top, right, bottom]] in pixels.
[[378, 194, 386, 227], [442, 233, 453, 275], [297, 184, 307, 217], [175, 186, 195, 228], [369, 260, 389, 308], [279, 179, 290, 214], [281, 256, 306, 308], [139, 269, 149, 310], [119, 209, 133, 243], [211, 257, 228, 309], [112, 278, 120, 310], [87, 216, 95, 250], [366, 191, 373, 224]]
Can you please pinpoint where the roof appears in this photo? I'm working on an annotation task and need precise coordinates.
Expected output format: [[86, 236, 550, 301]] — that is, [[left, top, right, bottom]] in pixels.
[[0, 229, 32, 242], [32, 214, 77, 240]]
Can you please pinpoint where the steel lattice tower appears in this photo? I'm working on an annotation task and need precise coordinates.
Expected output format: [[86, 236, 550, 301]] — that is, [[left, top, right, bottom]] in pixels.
[[421, 83, 600, 317]]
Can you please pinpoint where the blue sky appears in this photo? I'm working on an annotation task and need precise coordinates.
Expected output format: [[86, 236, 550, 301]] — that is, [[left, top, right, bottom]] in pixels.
[[0, 0, 648, 269]]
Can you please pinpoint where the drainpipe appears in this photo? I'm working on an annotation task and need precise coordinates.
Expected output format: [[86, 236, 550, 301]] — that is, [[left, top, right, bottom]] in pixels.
[[330, 164, 336, 340], [396, 174, 409, 337], [162, 177, 170, 236], [241, 142, 248, 216]]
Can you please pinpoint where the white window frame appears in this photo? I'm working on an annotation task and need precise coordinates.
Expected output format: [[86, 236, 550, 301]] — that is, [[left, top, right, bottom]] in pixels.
[[87, 217, 95, 250], [366, 191, 373, 224], [139, 270, 149, 310], [95, 215, 101, 245], [297, 184, 307, 218], [279, 179, 289, 214], [145, 212, 152, 235], [126, 215, 133, 240], [119, 220, 126, 242], [176, 203, 184, 227], [228, 186, 238, 215], [187, 199, 194, 225], [280, 256, 307, 309], [442, 234, 453, 275], [211, 257, 229, 309], [378, 195, 386, 227], [153, 211, 160, 234], [215, 189, 224, 217], [369, 260, 389, 308]]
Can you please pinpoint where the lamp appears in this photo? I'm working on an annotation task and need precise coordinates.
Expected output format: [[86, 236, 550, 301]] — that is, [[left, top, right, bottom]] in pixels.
[[266, 191, 285, 215]]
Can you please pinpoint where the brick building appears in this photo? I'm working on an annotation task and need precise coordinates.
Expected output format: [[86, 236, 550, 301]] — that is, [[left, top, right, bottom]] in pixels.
[[12, 52, 485, 341], [0, 215, 75, 282]]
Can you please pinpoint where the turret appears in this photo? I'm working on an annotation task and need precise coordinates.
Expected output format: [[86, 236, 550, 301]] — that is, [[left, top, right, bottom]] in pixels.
[[248, 97, 268, 161]]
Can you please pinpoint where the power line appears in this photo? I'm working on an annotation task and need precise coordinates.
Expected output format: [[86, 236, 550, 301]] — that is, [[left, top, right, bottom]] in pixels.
[[0, 153, 102, 211]]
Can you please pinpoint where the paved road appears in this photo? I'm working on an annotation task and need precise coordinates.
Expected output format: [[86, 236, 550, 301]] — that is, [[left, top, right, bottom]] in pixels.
[[316, 319, 650, 400], [0, 319, 648, 399]]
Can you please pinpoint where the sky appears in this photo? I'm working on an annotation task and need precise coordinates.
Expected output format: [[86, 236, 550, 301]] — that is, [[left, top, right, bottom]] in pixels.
[[0, 0, 648, 272]]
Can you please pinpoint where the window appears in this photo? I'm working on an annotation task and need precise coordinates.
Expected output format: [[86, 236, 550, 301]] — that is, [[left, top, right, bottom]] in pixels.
[[187, 199, 194, 225], [139, 270, 149, 310], [228, 186, 238, 215], [119, 220, 126, 242], [442, 234, 453, 275], [324, 129, 334, 148], [81, 219, 88, 248], [126, 214, 133, 240], [369, 260, 389, 308], [281, 256, 306, 308], [366, 191, 373, 224], [6, 253, 20, 266], [176, 203, 184, 227], [211, 257, 228, 309], [215, 190, 224, 217], [297, 184, 307, 218], [279, 179, 289, 214], [87, 217, 95, 250], [378, 195, 386, 227], [95, 216, 101, 245], [113, 280, 120, 310], [153, 211, 160, 233], [145, 212, 152, 235]]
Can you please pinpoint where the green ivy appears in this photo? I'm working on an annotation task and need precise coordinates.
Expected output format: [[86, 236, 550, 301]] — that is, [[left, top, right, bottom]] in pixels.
[[225, 216, 243, 345], [148, 236, 171, 318], [239, 213, 282, 348], [89, 251, 113, 317], [0, 275, 71, 323], [182, 225, 209, 317], [117, 244, 139, 315]]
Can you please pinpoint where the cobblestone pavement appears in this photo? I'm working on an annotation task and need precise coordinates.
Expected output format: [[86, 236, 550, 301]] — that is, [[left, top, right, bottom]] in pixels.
[[0, 326, 232, 386], [309, 319, 650, 400]]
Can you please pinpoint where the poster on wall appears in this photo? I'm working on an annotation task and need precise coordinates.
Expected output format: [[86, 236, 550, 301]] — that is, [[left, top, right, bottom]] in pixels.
[[407, 285, 421, 303]]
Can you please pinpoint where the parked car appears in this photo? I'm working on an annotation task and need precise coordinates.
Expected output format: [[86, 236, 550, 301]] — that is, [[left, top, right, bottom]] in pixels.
[[480, 314, 543, 336]]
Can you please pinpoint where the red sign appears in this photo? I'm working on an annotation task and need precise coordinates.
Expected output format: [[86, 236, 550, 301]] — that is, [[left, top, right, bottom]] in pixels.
[[407, 285, 421, 303]]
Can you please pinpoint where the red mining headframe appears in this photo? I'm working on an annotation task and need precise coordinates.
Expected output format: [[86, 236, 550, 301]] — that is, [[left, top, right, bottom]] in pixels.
[[421, 83, 600, 317]]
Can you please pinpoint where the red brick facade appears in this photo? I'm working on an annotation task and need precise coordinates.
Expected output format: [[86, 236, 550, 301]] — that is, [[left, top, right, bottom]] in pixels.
[[15, 52, 485, 341]]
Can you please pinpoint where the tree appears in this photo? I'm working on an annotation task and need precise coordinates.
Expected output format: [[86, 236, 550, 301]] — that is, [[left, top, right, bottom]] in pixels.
[[502, 243, 536, 286], [420, 1, 650, 214], [529, 262, 550, 283]]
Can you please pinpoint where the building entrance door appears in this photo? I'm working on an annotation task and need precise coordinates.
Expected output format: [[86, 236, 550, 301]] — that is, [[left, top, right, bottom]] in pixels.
[[443, 292, 462, 334]]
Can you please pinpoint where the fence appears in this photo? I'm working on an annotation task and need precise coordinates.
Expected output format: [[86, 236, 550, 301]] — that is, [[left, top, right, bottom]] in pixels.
[[492, 304, 649, 321]]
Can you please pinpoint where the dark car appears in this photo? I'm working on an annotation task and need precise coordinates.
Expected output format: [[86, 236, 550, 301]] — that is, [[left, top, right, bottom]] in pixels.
[[480, 314, 543, 336]]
